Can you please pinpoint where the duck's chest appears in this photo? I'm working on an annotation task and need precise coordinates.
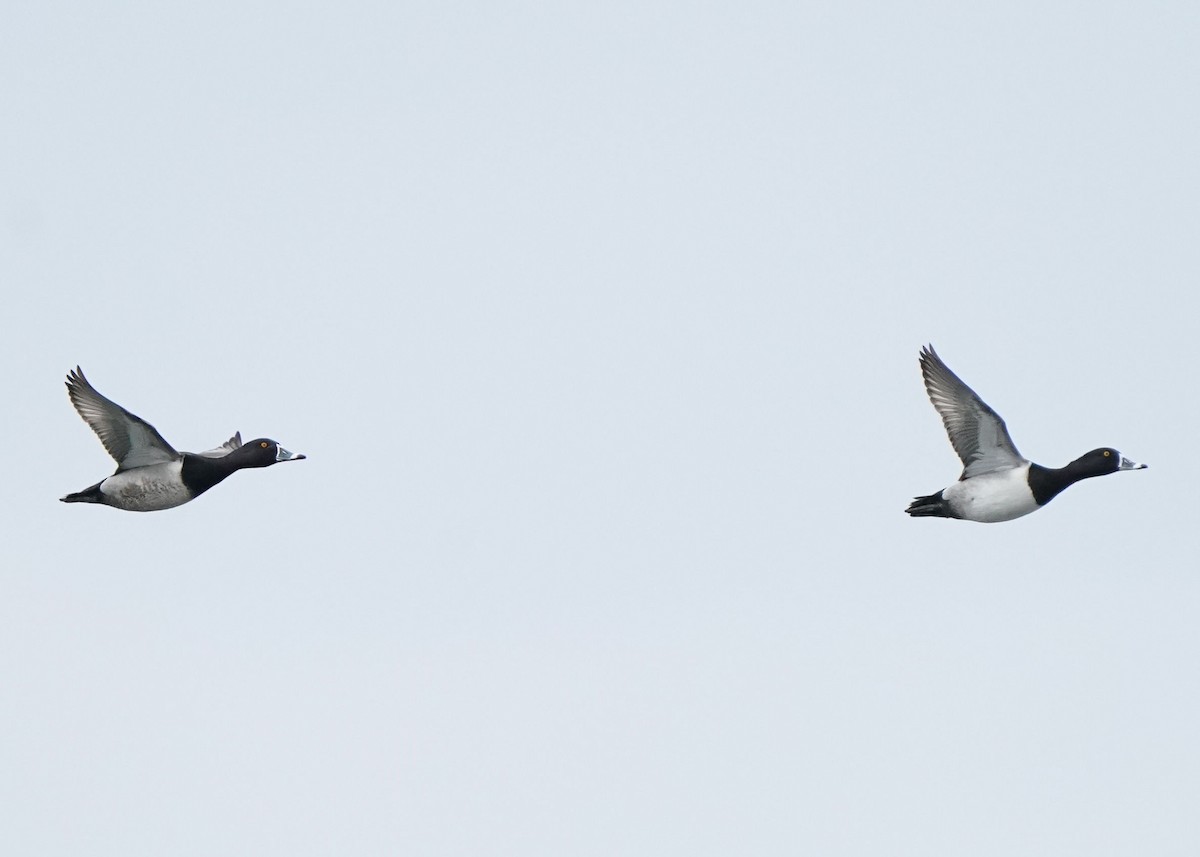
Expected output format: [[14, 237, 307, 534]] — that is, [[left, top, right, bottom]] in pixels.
[[944, 467, 1039, 523], [100, 461, 194, 512]]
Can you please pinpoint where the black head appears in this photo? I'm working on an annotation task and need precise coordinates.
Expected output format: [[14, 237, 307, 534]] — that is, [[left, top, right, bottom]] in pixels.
[[236, 438, 307, 468], [1071, 447, 1147, 478]]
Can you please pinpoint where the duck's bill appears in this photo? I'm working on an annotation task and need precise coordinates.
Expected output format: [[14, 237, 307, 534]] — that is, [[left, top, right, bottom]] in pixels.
[[276, 446, 306, 462], [1119, 456, 1147, 470]]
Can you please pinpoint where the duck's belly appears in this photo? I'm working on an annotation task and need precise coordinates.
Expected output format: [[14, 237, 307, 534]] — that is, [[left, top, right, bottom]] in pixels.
[[100, 462, 193, 512], [944, 467, 1039, 523]]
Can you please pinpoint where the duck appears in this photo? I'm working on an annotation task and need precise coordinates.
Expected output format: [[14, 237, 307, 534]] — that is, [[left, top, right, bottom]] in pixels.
[[906, 345, 1145, 522], [61, 366, 305, 512]]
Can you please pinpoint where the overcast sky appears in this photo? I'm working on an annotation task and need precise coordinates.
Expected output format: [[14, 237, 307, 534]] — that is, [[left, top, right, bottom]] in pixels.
[[3, 2, 1198, 855]]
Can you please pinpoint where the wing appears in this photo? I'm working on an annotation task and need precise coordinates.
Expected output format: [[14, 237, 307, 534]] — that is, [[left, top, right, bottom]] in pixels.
[[196, 432, 243, 458], [919, 345, 1025, 479], [66, 367, 179, 471]]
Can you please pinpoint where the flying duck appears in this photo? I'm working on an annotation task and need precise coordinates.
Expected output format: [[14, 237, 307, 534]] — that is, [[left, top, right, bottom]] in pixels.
[[907, 345, 1145, 522], [62, 366, 305, 511]]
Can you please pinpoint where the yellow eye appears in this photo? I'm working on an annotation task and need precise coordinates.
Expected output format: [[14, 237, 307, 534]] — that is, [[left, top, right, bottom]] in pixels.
[[1103, 450, 1111, 457], [261, 442, 268, 448]]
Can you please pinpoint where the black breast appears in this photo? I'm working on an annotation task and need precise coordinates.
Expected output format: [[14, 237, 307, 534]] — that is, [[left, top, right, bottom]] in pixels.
[[1027, 463, 1073, 507], [180, 454, 239, 498]]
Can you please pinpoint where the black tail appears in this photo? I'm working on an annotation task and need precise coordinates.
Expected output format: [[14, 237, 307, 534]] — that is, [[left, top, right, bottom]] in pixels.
[[905, 490, 956, 518], [61, 482, 105, 504]]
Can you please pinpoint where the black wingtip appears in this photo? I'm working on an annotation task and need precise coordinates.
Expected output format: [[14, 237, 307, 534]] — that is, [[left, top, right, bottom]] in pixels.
[[66, 366, 87, 390]]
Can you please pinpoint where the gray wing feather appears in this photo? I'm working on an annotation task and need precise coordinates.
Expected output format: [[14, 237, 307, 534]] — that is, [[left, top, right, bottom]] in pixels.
[[197, 432, 243, 458], [919, 346, 1025, 479], [66, 367, 179, 471]]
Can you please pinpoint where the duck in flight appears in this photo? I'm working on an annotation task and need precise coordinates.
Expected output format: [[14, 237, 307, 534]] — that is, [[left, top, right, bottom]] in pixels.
[[62, 367, 305, 512], [907, 345, 1145, 523]]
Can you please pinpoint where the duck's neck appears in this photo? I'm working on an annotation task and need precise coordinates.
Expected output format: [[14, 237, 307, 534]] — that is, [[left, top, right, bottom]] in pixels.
[[1027, 459, 1101, 506], [180, 452, 243, 497]]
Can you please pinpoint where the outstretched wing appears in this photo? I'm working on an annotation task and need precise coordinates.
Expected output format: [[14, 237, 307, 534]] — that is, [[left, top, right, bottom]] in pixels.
[[919, 345, 1026, 479], [66, 367, 179, 471]]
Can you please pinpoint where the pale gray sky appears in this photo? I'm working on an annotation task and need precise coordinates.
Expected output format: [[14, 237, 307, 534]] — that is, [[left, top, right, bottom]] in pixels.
[[3, 2, 1198, 855]]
